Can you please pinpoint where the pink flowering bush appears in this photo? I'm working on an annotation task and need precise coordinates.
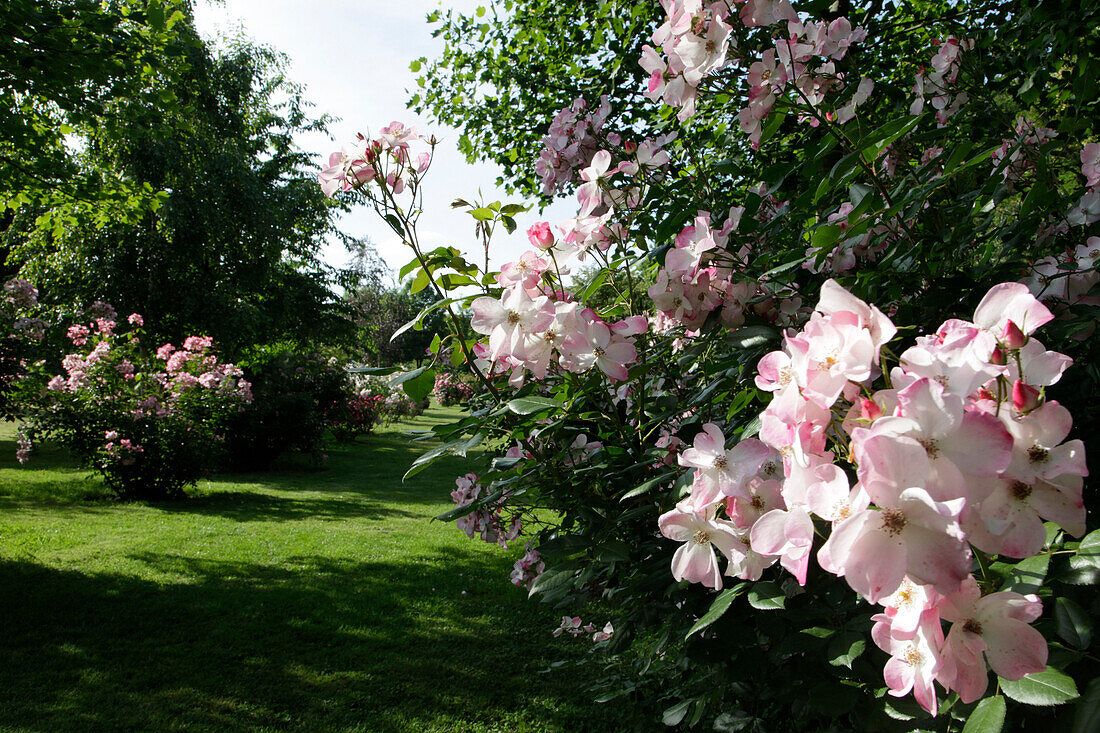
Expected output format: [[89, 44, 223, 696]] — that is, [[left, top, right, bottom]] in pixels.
[[432, 369, 475, 406], [330, 393, 384, 441], [20, 312, 251, 499], [329, 1, 1099, 727]]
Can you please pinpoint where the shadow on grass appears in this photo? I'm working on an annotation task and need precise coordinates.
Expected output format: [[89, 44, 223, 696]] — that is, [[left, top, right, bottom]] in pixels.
[[153, 491, 423, 523], [0, 550, 623, 733]]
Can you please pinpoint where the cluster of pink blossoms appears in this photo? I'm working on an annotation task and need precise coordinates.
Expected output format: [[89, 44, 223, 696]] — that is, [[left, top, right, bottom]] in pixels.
[[103, 429, 143, 466], [318, 122, 431, 198], [1068, 143, 1100, 227], [470, 267, 646, 386], [451, 472, 521, 547], [640, 0, 734, 121], [804, 200, 899, 276], [553, 615, 614, 642], [658, 279, 1087, 713], [48, 320, 251, 409], [991, 116, 1058, 184], [535, 96, 613, 195], [471, 200, 651, 385], [648, 209, 754, 330], [910, 36, 974, 127], [510, 546, 545, 590]]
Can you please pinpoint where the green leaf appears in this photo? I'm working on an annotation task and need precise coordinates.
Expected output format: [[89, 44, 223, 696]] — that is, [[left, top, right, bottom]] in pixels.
[[725, 325, 778, 349], [345, 365, 399, 375], [1054, 597, 1092, 649], [1002, 553, 1050, 595], [594, 540, 631, 563], [662, 699, 692, 726], [1069, 529, 1100, 570], [401, 368, 434, 403], [506, 396, 563, 415], [999, 667, 1079, 706], [527, 566, 575, 597], [686, 583, 748, 638], [620, 471, 676, 502], [536, 535, 590, 558], [470, 207, 495, 221], [747, 581, 785, 610], [390, 366, 427, 386], [827, 631, 866, 668], [811, 223, 844, 250], [410, 268, 431, 294], [962, 695, 1006, 733], [1071, 678, 1100, 733]]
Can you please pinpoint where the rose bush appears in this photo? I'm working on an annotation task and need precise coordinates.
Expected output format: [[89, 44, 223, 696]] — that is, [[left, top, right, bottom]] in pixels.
[[21, 311, 251, 499], [324, 2, 1098, 729]]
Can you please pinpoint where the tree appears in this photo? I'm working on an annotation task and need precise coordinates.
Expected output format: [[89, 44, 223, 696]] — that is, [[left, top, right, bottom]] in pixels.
[[1, 3, 353, 358], [0, 0, 189, 227]]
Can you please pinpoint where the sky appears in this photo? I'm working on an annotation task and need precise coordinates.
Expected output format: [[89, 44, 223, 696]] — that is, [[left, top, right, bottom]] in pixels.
[[192, 0, 573, 282]]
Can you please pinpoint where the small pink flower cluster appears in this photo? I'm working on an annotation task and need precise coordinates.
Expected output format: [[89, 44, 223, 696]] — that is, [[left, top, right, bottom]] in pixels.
[[639, 0, 734, 121], [318, 121, 431, 197], [910, 36, 974, 127], [510, 546, 545, 590], [470, 248, 647, 385], [803, 200, 896, 276], [742, 18, 870, 144], [1068, 143, 1100, 226], [535, 95, 613, 195], [553, 615, 614, 642], [991, 116, 1058, 184], [648, 210, 755, 330], [432, 372, 474, 406], [104, 430, 144, 466], [658, 279, 1087, 713], [451, 472, 521, 547], [1023, 236, 1100, 309]]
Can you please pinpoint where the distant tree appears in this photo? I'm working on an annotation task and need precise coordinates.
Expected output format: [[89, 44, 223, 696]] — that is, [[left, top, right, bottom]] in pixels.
[[1, 2, 353, 358]]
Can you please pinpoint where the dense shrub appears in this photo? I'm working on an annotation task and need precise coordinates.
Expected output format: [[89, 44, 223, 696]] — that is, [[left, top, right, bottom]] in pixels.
[[350, 371, 428, 423], [21, 312, 250, 499], [0, 278, 47, 419], [432, 370, 474, 406], [223, 349, 349, 469], [330, 393, 384, 441], [326, 3, 1100, 729]]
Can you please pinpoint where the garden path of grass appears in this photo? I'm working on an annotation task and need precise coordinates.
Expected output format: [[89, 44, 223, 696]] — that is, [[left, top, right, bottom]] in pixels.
[[0, 408, 635, 732]]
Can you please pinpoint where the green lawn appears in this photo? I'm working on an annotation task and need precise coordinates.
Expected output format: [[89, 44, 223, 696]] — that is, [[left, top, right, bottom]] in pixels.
[[0, 408, 634, 732]]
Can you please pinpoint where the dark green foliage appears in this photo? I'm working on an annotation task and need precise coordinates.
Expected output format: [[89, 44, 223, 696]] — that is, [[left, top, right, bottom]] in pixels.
[[224, 348, 351, 470]]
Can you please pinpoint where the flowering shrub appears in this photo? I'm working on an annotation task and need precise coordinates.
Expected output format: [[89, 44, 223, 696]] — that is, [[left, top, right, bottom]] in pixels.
[[350, 371, 428, 423], [330, 393, 384, 441], [326, 1, 1099, 728], [0, 277, 46, 418], [432, 370, 474, 406], [22, 313, 250, 499], [223, 349, 350, 469]]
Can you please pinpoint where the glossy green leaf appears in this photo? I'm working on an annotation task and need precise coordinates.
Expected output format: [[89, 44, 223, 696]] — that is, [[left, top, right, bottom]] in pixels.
[[999, 667, 1079, 706], [686, 583, 748, 638], [506, 396, 564, 415], [962, 695, 1005, 733], [1054, 597, 1092, 648], [747, 581, 785, 610], [1069, 529, 1100, 570]]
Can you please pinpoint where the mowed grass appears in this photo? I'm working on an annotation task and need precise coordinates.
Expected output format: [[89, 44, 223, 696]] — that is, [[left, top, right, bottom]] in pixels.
[[0, 408, 634, 732]]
